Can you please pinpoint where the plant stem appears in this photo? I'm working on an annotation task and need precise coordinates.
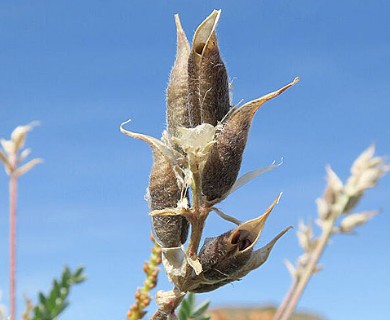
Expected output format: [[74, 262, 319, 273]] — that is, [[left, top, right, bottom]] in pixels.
[[274, 194, 349, 320], [9, 173, 17, 320], [273, 278, 298, 318], [274, 219, 334, 320]]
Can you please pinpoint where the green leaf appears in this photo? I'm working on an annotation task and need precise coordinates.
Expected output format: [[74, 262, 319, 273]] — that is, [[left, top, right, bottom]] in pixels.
[[180, 299, 192, 317], [186, 292, 196, 311], [191, 301, 210, 318], [31, 266, 85, 320], [38, 293, 46, 305], [178, 307, 189, 320]]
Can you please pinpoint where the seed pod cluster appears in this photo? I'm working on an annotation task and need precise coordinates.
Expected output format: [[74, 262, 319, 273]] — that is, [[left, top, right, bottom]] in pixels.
[[122, 9, 298, 300]]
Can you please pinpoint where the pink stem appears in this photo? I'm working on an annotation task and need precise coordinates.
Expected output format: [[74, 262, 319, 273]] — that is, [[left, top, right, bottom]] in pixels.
[[9, 173, 17, 320]]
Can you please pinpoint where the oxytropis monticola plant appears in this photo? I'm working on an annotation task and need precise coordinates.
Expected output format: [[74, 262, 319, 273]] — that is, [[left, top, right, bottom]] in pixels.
[[121, 10, 299, 319]]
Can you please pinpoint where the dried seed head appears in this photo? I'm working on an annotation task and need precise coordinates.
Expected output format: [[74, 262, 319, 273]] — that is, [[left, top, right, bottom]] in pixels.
[[0, 122, 42, 176], [201, 78, 299, 203], [346, 145, 390, 197], [231, 226, 292, 279], [166, 15, 191, 142], [323, 165, 344, 206], [120, 123, 189, 248], [197, 195, 279, 281], [187, 9, 230, 127], [297, 221, 315, 252], [190, 196, 289, 293]]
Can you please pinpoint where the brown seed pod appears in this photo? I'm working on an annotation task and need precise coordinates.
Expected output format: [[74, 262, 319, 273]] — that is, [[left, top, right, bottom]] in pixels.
[[198, 196, 278, 280], [149, 148, 189, 248], [120, 124, 189, 248], [189, 279, 232, 293], [201, 78, 299, 203], [189, 196, 284, 293], [187, 9, 230, 128], [166, 15, 191, 141]]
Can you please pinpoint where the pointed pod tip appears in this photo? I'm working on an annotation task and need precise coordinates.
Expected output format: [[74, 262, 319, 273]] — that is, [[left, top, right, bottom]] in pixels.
[[174, 14, 183, 32], [193, 9, 221, 53], [276, 192, 283, 204], [234, 195, 282, 250], [210, 9, 222, 21]]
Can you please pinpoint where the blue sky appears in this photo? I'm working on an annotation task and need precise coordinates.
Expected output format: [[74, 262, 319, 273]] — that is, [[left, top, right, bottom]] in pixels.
[[1, 1, 389, 319]]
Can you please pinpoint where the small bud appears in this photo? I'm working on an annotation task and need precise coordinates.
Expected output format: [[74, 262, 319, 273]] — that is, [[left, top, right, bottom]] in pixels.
[[346, 145, 390, 197], [11, 122, 37, 151], [0, 139, 16, 157], [201, 78, 299, 203], [323, 165, 344, 206], [187, 10, 230, 128], [284, 259, 297, 279], [297, 221, 315, 252], [339, 211, 379, 233], [316, 197, 331, 221]]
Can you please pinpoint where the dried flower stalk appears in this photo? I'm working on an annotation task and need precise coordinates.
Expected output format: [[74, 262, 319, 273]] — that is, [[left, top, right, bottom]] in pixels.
[[1, 123, 42, 320], [274, 146, 389, 320], [122, 10, 298, 319]]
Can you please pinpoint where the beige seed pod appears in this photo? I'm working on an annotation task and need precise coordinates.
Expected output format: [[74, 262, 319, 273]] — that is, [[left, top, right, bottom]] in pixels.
[[201, 78, 299, 203], [166, 14, 191, 141], [187, 9, 230, 127], [120, 123, 189, 248]]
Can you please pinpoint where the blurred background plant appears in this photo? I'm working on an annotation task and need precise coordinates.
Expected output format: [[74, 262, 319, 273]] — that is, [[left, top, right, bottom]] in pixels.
[[0, 290, 7, 320], [178, 293, 210, 320], [1, 123, 42, 320], [1, 125, 85, 320], [22, 266, 85, 320], [274, 146, 389, 320]]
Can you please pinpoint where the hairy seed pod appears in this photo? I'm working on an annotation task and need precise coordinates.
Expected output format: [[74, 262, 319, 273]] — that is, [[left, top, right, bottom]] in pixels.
[[191, 227, 291, 293], [120, 126, 189, 248], [187, 9, 230, 128], [189, 196, 282, 293], [201, 78, 299, 203], [166, 15, 191, 141], [190, 279, 232, 293], [198, 228, 253, 281], [199, 197, 278, 279], [149, 150, 189, 247]]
